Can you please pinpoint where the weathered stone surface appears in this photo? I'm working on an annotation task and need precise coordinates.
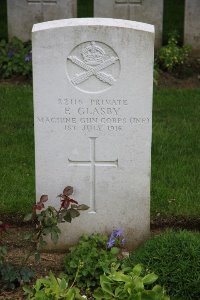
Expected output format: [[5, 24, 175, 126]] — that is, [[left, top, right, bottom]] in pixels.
[[32, 18, 154, 249], [7, 0, 76, 41], [184, 0, 200, 56], [94, 0, 163, 48]]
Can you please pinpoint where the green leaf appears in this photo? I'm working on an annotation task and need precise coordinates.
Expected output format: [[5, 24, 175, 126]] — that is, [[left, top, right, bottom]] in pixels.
[[114, 286, 123, 297], [60, 277, 68, 290], [23, 285, 34, 296], [100, 275, 114, 296], [141, 290, 159, 300], [69, 208, 80, 218], [77, 204, 90, 210], [66, 287, 76, 300], [38, 239, 47, 248], [112, 272, 130, 283], [131, 292, 141, 300], [51, 230, 59, 244], [132, 264, 142, 276], [110, 247, 120, 255], [20, 267, 35, 282], [152, 285, 163, 293], [71, 204, 78, 209], [93, 287, 105, 299], [143, 273, 158, 285], [42, 227, 52, 235], [133, 277, 144, 292], [23, 213, 33, 222], [64, 211, 72, 223]]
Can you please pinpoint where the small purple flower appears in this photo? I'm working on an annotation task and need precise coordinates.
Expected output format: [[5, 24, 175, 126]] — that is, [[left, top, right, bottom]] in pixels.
[[107, 238, 115, 249], [25, 52, 32, 62], [8, 50, 15, 58], [111, 228, 124, 238], [121, 238, 126, 246]]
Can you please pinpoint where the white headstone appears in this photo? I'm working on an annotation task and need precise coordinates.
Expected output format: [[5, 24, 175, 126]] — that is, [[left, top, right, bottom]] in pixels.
[[7, 0, 76, 41], [32, 18, 154, 249], [94, 0, 163, 48], [184, 0, 200, 56]]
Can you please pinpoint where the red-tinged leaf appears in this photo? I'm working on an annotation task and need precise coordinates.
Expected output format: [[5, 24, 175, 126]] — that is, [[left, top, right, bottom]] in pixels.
[[61, 195, 70, 200], [69, 198, 78, 205], [34, 202, 45, 211], [63, 186, 73, 196], [61, 199, 70, 209], [40, 195, 48, 203]]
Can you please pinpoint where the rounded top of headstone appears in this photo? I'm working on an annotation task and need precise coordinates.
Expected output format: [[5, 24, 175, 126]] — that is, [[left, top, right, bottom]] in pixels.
[[32, 18, 154, 34]]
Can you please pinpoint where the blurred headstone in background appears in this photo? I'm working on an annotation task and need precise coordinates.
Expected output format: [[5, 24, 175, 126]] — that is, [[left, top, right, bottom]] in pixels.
[[7, 0, 77, 41], [94, 0, 163, 48], [184, 0, 200, 56]]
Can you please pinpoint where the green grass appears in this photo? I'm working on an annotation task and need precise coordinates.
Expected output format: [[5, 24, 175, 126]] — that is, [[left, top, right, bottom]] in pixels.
[[127, 230, 200, 300], [151, 88, 200, 218], [163, 0, 185, 45], [0, 0, 7, 40], [0, 84, 35, 216], [0, 86, 200, 220]]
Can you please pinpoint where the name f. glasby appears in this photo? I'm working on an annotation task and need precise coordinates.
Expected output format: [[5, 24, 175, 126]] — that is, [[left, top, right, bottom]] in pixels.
[[77, 107, 121, 116]]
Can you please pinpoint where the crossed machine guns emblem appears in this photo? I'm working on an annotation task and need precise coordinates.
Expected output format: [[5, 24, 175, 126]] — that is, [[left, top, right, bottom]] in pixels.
[[68, 42, 119, 86]]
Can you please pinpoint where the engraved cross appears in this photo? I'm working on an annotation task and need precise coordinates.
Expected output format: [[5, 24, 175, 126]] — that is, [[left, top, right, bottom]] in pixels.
[[68, 137, 118, 213], [115, 0, 142, 20]]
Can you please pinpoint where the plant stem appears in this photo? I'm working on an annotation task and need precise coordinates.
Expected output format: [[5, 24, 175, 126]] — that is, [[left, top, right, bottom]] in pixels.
[[70, 262, 81, 288]]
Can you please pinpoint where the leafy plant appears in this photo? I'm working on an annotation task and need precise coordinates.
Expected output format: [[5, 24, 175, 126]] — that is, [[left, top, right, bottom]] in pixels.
[[94, 264, 170, 300], [24, 271, 87, 300], [0, 37, 32, 78], [0, 221, 35, 289], [0, 186, 89, 290], [24, 186, 89, 262], [158, 31, 191, 72], [127, 230, 200, 300], [64, 233, 119, 289], [0, 264, 35, 290]]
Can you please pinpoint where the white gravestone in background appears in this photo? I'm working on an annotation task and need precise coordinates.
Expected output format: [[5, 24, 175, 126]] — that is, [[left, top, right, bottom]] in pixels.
[[32, 18, 154, 249], [7, 0, 76, 41], [184, 0, 200, 56], [94, 0, 163, 48]]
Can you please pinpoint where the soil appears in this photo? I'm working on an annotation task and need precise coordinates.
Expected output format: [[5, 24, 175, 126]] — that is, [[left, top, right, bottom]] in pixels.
[[157, 58, 200, 89], [158, 69, 200, 89]]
